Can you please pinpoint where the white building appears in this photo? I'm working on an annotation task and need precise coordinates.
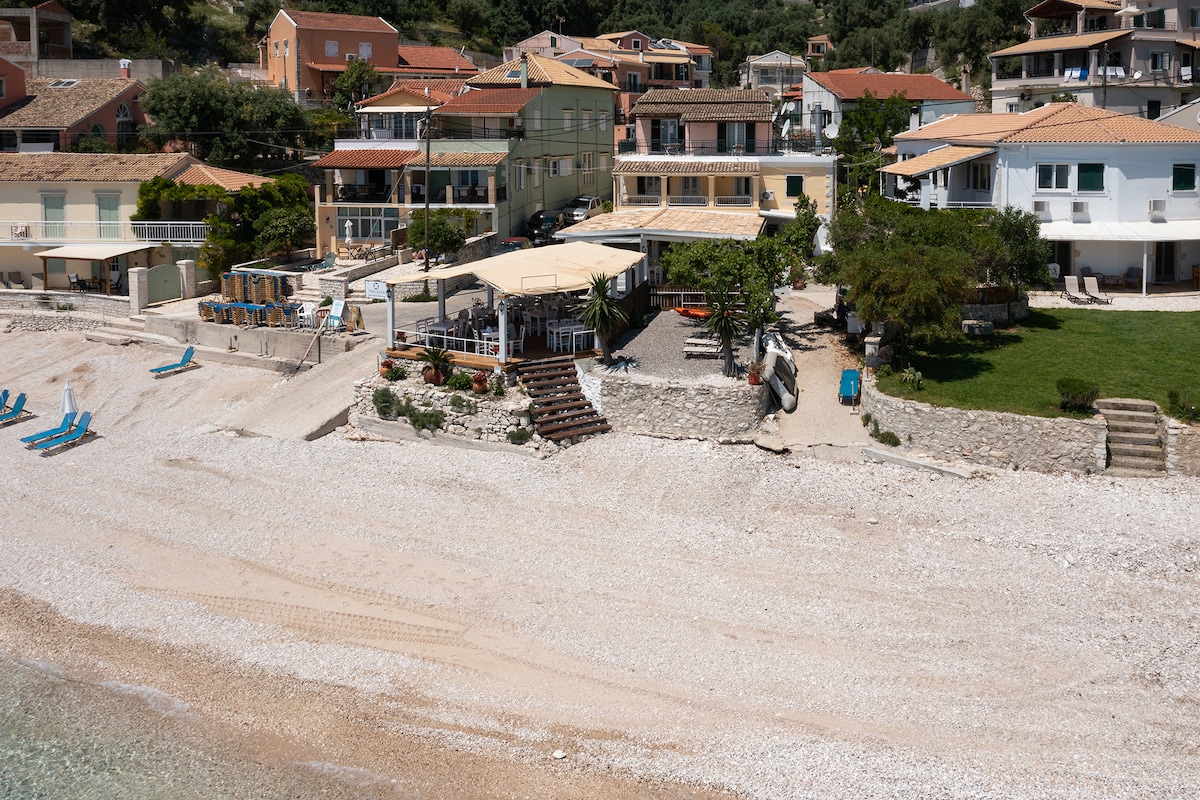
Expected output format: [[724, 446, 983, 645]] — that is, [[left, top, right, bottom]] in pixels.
[[737, 51, 808, 99], [881, 103, 1200, 291], [800, 69, 975, 134]]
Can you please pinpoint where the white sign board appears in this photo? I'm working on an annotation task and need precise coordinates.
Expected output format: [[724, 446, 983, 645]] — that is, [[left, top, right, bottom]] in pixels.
[[364, 280, 388, 300], [330, 298, 346, 321]]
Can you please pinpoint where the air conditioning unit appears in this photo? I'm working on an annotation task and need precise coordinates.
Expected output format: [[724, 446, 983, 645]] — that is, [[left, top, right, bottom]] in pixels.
[[1071, 200, 1089, 218], [345, 53, 357, 62], [760, 190, 775, 201], [1032, 200, 1051, 219], [1148, 198, 1166, 216]]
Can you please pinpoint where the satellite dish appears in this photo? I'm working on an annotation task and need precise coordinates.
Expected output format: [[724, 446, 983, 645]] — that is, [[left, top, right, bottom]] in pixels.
[[781, 119, 791, 138], [785, 101, 796, 113], [823, 123, 839, 139]]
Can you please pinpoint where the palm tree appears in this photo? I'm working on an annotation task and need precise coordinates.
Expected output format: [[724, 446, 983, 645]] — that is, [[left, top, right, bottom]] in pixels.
[[703, 291, 747, 378], [575, 273, 628, 365]]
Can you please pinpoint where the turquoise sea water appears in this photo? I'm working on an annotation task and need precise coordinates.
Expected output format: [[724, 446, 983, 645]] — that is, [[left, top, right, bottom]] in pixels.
[[0, 653, 390, 800]]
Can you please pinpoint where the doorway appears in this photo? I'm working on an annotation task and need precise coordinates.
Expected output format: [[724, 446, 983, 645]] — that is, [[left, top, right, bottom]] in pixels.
[[1154, 241, 1176, 282]]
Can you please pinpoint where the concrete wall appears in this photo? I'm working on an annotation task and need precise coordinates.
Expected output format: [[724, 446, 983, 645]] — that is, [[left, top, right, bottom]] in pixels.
[[145, 315, 361, 361], [588, 369, 771, 443], [316, 253, 401, 299], [862, 376, 1108, 473], [1165, 420, 1200, 477]]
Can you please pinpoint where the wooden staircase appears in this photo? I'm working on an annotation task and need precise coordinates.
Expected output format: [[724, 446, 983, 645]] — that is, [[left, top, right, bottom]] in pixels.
[[517, 356, 611, 443], [1096, 398, 1166, 477]]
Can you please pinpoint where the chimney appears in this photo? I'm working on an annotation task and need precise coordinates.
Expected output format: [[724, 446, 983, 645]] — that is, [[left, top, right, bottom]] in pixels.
[[909, 105, 920, 133], [520, 53, 528, 89], [119, 58, 132, 79]]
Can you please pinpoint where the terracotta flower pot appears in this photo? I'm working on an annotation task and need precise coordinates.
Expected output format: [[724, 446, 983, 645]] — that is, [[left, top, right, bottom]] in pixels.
[[422, 367, 446, 386], [748, 371, 763, 386]]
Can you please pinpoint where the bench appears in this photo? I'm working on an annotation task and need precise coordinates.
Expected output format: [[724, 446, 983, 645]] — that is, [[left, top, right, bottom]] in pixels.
[[683, 337, 722, 358]]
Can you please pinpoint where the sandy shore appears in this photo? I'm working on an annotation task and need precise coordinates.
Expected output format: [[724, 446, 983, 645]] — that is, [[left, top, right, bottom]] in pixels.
[[2, 326, 1199, 798]]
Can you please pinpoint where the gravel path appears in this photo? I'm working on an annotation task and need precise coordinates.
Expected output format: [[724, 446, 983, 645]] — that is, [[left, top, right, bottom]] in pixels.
[[1, 326, 1198, 799]]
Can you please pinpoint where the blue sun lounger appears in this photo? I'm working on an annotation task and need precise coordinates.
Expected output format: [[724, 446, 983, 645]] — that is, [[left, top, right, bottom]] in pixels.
[[838, 369, 861, 406], [0, 389, 8, 410], [21, 412, 76, 445], [0, 392, 29, 424], [150, 346, 195, 376], [34, 412, 93, 453]]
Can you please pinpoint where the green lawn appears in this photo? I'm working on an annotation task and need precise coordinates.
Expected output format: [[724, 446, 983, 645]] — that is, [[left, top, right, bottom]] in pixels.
[[875, 309, 1200, 417]]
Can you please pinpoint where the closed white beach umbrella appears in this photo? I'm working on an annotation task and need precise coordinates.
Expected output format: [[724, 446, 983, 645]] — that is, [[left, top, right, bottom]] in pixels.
[[61, 380, 77, 416]]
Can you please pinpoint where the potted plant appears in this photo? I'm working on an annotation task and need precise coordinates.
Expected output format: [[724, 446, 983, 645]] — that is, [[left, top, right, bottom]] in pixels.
[[379, 358, 395, 377], [418, 345, 454, 386], [788, 265, 806, 290], [394, 331, 409, 350], [747, 361, 764, 385], [471, 370, 489, 394]]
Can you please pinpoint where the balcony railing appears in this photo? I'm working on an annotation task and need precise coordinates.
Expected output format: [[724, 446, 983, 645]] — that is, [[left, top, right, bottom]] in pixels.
[[617, 136, 825, 156], [668, 195, 707, 206], [715, 195, 754, 206], [3, 220, 210, 245], [623, 195, 662, 206], [335, 183, 394, 203]]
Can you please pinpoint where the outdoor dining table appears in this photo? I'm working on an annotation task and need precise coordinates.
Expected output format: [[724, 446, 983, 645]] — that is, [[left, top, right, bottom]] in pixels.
[[524, 308, 551, 335], [427, 319, 456, 347], [547, 319, 584, 352]]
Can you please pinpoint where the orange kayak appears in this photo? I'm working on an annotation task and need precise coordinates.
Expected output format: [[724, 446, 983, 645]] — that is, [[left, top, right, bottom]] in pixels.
[[673, 306, 712, 320]]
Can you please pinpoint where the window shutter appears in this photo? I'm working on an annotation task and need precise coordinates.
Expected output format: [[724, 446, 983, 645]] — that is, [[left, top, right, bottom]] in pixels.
[[786, 175, 805, 197], [746, 122, 756, 154], [717, 122, 726, 153], [651, 119, 660, 150]]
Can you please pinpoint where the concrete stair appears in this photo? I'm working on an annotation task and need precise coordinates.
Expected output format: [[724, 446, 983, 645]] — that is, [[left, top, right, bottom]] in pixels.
[[1096, 398, 1165, 477]]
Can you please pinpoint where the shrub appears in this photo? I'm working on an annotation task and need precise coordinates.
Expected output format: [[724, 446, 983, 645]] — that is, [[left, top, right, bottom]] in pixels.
[[869, 419, 901, 447], [1167, 389, 1200, 423], [401, 280, 436, 303], [449, 394, 477, 414], [372, 387, 397, 417], [861, 413, 872, 427], [408, 408, 444, 431], [876, 364, 893, 378], [507, 427, 532, 445], [55, 303, 75, 312], [319, 295, 333, 307], [1056, 377, 1100, 413], [490, 375, 507, 397], [900, 367, 922, 389], [445, 371, 473, 391], [384, 364, 407, 382]]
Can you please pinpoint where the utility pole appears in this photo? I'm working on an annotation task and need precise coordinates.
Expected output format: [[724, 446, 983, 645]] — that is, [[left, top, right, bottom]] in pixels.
[[423, 105, 432, 272]]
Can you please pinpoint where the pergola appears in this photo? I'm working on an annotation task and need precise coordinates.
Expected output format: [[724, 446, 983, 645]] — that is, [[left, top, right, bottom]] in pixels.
[[36, 243, 157, 294]]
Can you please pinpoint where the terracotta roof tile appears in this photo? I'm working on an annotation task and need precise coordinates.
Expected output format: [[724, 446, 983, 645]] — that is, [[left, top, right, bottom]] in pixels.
[[899, 103, 1200, 144], [396, 45, 479, 74], [282, 10, 397, 33], [806, 72, 972, 102], [313, 149, 419, 169], [566, 208, 764, 238], [435, 87, 542, 115], [613, 158, 761, 176], [0, 78, 143, 129], [413, 152, 508, 168], [632, 89, 772, 122], [0, 152, 190, 182], [172, 163, 274, 192], [469, 53, 617, 91], [360, 79, 468, 108]]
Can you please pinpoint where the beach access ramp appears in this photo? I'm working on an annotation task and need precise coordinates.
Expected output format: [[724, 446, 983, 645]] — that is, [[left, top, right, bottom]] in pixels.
[[215, 341, 378, 440]]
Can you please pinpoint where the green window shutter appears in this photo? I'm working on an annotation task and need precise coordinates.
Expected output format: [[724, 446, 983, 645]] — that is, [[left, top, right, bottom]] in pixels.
[[785, 175, 805, 197], [746, 122, 756, 154], [1078, 163, 1104, 192], [717, 122, 726, 153], [1173, 164, 1196, 191]]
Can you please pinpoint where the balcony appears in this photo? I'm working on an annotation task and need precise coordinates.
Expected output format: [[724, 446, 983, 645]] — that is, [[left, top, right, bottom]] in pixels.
[[335, 183, 395, 203], [617, 136, 824, 156], [667, 195, 707, 206], [623, 195, 662, 206], [2, 220, 210, 245], [715, 195, 754, 207]]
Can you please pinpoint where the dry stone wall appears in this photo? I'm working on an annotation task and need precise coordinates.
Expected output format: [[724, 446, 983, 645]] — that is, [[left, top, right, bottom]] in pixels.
[[862, 376, 1108, 473], [590, 369, 770, 443], [1, 310, 105, 333], [1166, 421, 1200, 477]]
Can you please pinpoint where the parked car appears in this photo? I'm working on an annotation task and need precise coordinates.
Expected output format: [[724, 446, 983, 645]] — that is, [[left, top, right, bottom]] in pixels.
[[527, 209, 568, 245], [565, 195, 603, 223], [495, 236, 532, 255]]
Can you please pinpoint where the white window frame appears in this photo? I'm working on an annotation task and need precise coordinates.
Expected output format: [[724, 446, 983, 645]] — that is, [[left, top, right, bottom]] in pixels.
[[600, 111, 608, 131], [283, 40, 289, 58], [581, 151, 595, 186], [533, 159, 541, 187], [533, 109, 542, 131], [563, 109, 573, 132], [1006, 102, 1020, 113], [514, 161, 525, 191], [325, 40, 339, 58], [273, 41, 279, 58], [1151, 51, 1172, 72], [1191, 7, 1200, 27], [582, 110, 593, 132], [360, 42, 373, 59]]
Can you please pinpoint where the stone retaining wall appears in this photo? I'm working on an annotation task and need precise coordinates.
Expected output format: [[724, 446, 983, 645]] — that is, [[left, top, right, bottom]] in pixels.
[[0, 289, 129, 317], [349, 372, 540, 447], [963, 298, 1029, 324], [862, 376, 1108, 473], [589, 369, 770, 443], [2, 310, 106, 333], [318, 254, 401, 299], [1165, 421, 1200, 477]]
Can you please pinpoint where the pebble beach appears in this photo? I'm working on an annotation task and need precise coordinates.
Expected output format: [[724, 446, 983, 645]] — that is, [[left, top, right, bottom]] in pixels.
[[1, 324, 1198, 799]]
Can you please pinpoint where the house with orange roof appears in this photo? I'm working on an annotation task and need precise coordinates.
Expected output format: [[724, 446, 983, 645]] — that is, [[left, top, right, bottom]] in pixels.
[[801, 70, 975, 134], [738, 51, 808, 99], [0, 58, 148, 152], [988, 0, 1200, 117], [0, 152, 269, 292], [394, 45, 478, 80], [259, 9, 399, 102], [881, 103, 1200, 290], [310, 53, 617, 254]]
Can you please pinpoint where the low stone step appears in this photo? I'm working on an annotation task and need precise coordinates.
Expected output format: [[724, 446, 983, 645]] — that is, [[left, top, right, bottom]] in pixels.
[[1106, 421, 1159, 437], [1109, 441, 1164, 458], [83, 330, 132, 346], [1105, 465, 1166, 478], [104, 317, 146, 332], [1109, 452, 1166, 471], [1108, 430, 1162, 446], [1097, 398, 1159, 414], [1101, 408, 1157, 424], [91, 327, 178, 347]]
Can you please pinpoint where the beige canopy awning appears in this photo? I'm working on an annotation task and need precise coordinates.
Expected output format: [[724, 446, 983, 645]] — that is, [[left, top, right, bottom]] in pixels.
[[879, 146, 996, 177], [395, 241, 644, 295], [990, 30, 1128, 58], [36, 243, 155, 261]]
